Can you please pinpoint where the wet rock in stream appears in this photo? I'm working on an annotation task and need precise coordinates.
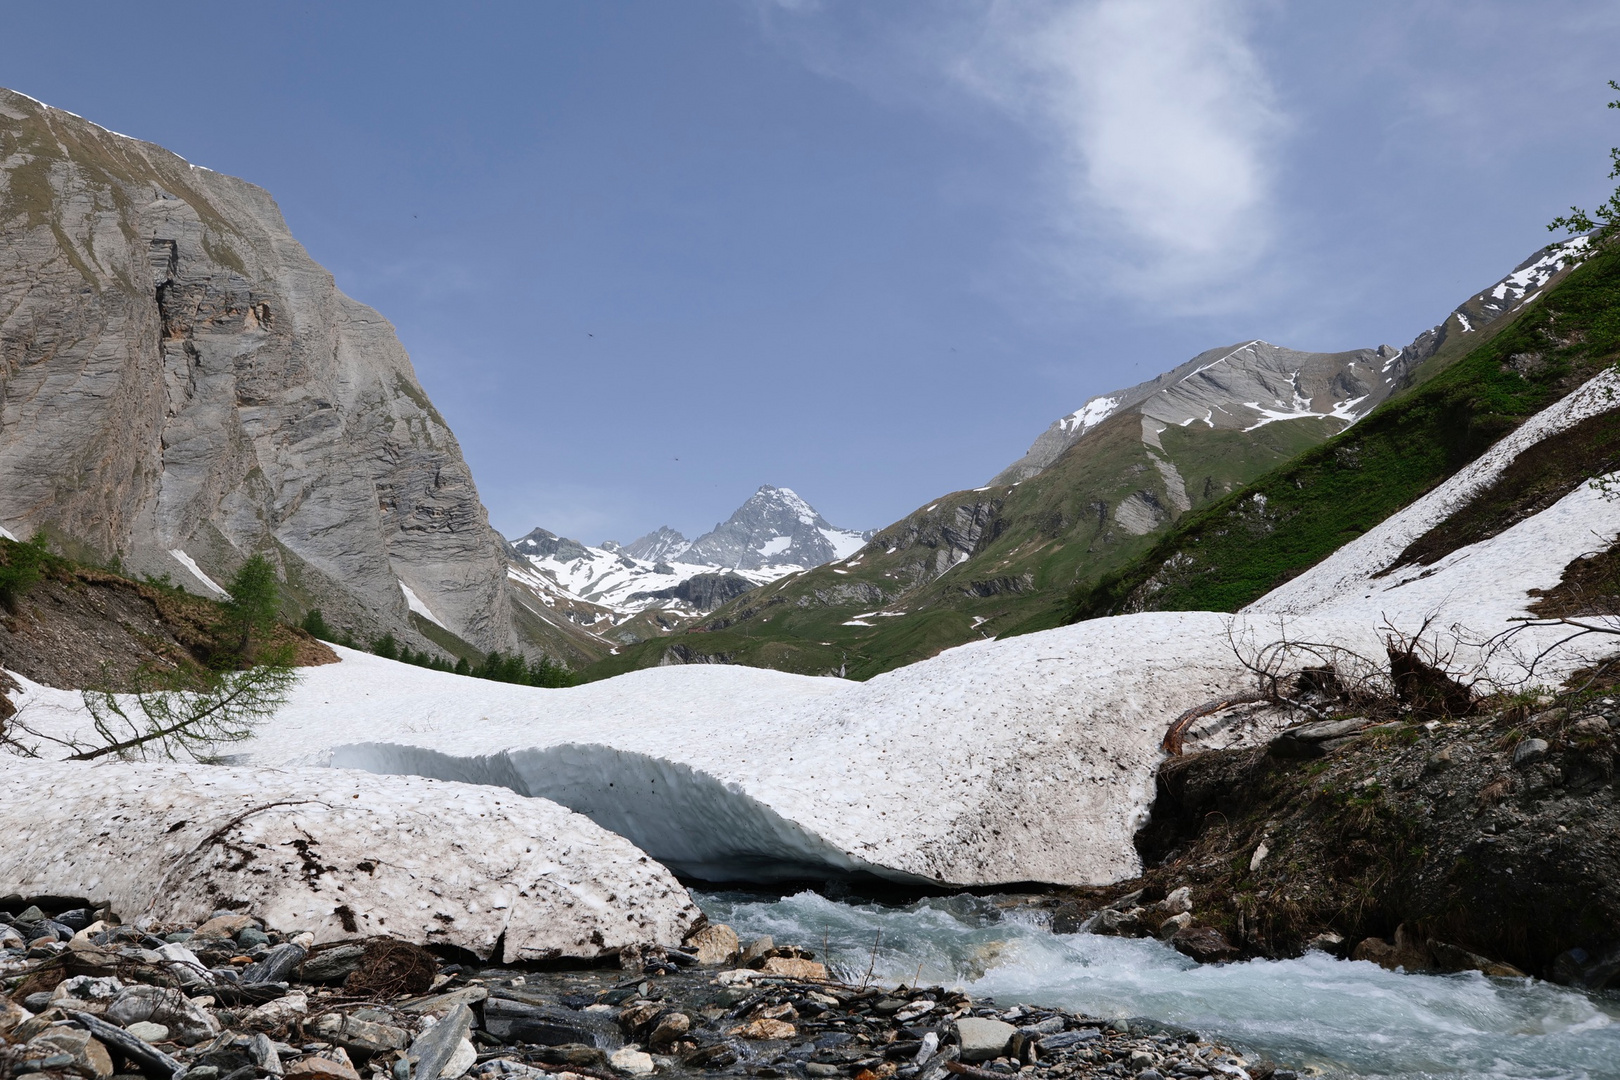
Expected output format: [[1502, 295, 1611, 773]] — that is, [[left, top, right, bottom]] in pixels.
[[0, 900, 1283, 1080]]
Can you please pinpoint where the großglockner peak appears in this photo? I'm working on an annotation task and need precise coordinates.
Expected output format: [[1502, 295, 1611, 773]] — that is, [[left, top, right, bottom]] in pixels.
[[679, 485, 870, 571], [506, 486, 870, 618]]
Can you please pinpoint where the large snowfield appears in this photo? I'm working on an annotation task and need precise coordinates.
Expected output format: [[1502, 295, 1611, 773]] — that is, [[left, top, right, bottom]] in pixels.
[[5, 370, 1619, 950]]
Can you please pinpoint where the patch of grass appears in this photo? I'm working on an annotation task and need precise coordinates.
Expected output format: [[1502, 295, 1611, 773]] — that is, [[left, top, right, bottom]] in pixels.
[[1379, 408, 1620, 575], [200, 231, 247, 277], [1529, 536, 1620, 617]]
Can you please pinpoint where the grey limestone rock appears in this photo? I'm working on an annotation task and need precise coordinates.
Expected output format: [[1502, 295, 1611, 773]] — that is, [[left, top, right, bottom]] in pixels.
[[1513, 738, 1551, 769], [406, 1003, 474, 1080], [620, 526, 691, 562], [953, 1017, 1016, 1062], [0, 87, 523, 657]]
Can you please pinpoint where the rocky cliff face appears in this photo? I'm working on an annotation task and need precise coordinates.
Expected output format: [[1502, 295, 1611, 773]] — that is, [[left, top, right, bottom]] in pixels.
[[0, 88, 520, 656]]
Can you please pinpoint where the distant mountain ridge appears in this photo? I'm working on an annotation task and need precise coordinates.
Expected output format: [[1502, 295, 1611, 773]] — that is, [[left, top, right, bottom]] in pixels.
[[992, 341, 1409, 486], [996, 239, 1587, 486], [619, 527, 690, 562]]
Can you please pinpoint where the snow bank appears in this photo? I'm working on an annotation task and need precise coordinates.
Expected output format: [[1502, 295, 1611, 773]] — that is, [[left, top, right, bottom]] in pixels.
[[1252, 368, 1620, 625], [0, 758, 700, 960], [213, 618, 1264, 887]]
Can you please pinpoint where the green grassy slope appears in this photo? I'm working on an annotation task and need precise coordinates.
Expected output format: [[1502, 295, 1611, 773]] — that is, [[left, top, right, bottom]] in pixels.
[[1068, 241, 1620, 621], [584, 405, 1343, 682]]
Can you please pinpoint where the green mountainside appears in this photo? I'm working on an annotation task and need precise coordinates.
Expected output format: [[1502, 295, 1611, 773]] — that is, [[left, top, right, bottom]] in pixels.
[[585, 409, 1336, 681], [1070, 239, 1620, 621], [583, 241, 1597, 684]]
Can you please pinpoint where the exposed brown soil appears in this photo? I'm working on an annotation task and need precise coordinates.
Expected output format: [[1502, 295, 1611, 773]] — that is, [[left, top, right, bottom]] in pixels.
[[1038, 691, 1620, 986], [1529, 539, 1620, 618], [0, 562, 335, 692], [1376, 407, 1620, 577]]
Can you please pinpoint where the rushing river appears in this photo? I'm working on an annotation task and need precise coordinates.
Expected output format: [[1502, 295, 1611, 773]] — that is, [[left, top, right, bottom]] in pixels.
[[696, 889, 1620, 1080]]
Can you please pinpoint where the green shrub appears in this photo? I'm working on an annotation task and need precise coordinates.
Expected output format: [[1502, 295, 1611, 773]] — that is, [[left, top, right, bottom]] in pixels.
[[371, 633, 400, 661], [0, 533, 53, 613], [300, 608, 332, 640], [220, 554, 281, 661]]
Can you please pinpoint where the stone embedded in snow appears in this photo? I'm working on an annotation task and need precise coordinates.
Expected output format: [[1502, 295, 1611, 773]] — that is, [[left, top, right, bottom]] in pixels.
[[0, 759, 700, 961]]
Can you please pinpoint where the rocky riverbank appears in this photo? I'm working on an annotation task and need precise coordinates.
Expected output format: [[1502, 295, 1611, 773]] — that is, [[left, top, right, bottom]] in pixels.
[[1031, 680, 1620, 990], [0, 900, 1290, 1080]]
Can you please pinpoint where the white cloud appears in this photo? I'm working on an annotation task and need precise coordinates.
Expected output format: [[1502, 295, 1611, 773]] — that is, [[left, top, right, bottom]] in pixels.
[[753, 0, 1287, 310], [956, 0, 1286, 303]]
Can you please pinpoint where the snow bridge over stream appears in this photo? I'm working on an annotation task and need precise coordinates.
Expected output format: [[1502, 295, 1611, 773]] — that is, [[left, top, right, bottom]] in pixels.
[[4, 370, 1618, 957]]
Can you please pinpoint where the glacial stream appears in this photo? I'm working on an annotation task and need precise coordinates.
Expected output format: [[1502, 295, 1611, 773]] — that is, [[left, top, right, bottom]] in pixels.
[[696, 889, 1620, 1080]]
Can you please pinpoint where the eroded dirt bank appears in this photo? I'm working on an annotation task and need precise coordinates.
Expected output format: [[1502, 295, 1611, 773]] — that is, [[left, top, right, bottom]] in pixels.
[[1037, 687, 1620, 990]]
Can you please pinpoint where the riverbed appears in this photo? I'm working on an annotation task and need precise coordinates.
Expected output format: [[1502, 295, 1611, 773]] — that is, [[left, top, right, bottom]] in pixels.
[[697, 889, 1620, 1080]]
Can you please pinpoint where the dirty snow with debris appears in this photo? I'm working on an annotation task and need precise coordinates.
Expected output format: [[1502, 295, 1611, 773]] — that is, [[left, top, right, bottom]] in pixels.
[[0, 757, 699, 960]]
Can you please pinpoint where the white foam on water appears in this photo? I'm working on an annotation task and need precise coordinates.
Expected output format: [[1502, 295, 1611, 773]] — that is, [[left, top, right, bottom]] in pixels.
[[698, 890, 1620, 1080]]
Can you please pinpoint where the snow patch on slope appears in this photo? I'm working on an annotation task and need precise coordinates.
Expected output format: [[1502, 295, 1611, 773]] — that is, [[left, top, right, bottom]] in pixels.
[[1251, 368, 1620, 622], [511, 538, 776, 618], [168, 549, 226, 596], [1489, 236, 1589, 306], [1059, 395, 1120, 435], [400, 581, 447, 629]]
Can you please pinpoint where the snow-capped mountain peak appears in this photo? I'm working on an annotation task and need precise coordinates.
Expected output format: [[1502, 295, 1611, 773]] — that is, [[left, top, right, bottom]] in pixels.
[[507, 486, 871, 621], [992, 237, 1591, 486], [679, 485, 869, 571]]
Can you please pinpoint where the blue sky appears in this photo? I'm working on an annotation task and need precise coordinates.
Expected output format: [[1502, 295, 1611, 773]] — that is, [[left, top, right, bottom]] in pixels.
[[7, 2, 1619, 543]]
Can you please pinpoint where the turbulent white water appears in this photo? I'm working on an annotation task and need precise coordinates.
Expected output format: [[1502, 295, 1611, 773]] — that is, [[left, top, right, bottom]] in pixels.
[[696, 890, 1620, 1080]]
